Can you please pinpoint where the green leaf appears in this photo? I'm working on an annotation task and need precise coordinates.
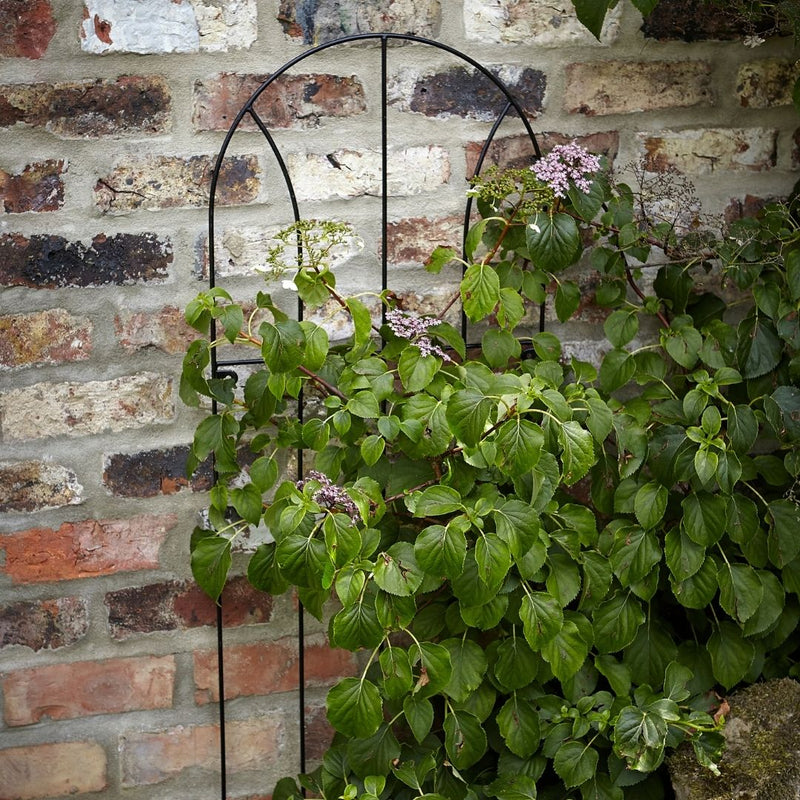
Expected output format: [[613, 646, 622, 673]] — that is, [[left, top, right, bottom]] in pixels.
[[398, 347, 441, 392], [727, 404, 758, 453], [580, 774, 623, 800], [671, 556, 718, 609], [299, 321, 329, 371], [444, 710, 487, 769], [555, 280, 581, 322], [374, 542, 424, 597], [426, 245, 459, 274], [558, 421, 595, 485], [623, 624, 677, 688], [230, 483, 263, 526], [247, 542, 289, 595], [249, 456, 278, 493], [633, 482, 668, 530], [541, 620, 590, 682], [276, 532, 327, 586], [768, 499, 800, 568], [326, 677, 383, 738], [742, 570, 784, 637], [682, 493, 727, 546], [260, 319, 306, 373], [493, 636, 540, 691], [498, 694, 541, 758], [442, 638, 488, 703], [410, 641, 452, 696], [415, 523, 467, 580], [347, 390, 380, 419], [346, 724, 400, 780], [446, 389, 494, 447], [482, 328, 521, 368], [553, 741, 599, 789], [461, 262, 500, 322], [346, 297, 372, 347], [708, 622, 755, 689], [475, 533, 512, 589], [526, 212, 582, 272], [379, 645, 413, 698], [665, 527, 705, 582], [610, 527, 660, 587], [717, 563, 763, 623], [571, 0, 612, 38], [488, 774, 539, 800], [736, 315, 782, 378], [766, 386, 800, 441], [600, 349, 636, 393], [360, 434, 385, 467], [403, 695, 434, 743], [191, 534, 232, 602], [520, 591, 563, 648], [410, 485, 464, 517], [604, 310, 639, 348], [593, 593, 645, 653], [496, 418, 545, 476], [613, 706, 667, 773]]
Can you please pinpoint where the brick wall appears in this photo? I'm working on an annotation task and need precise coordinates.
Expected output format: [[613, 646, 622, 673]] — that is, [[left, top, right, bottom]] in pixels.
[[0, 1, 797, 798]]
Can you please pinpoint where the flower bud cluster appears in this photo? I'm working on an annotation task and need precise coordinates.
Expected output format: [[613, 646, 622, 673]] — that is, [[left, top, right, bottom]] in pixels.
[[297, 470, 360, 521], [385, 308, 452, 362], [531, 141, 601, 199]]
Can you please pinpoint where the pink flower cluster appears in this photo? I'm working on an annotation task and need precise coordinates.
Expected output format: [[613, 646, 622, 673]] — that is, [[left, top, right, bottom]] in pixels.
[[531, 142, 601, 199], [385, 308, 451, 361], [297, 470, 360, 521]]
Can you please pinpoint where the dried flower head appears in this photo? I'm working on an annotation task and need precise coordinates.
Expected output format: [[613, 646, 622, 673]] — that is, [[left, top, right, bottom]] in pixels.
[[297, 470, 360, 522], [531, 142, 601, 199]]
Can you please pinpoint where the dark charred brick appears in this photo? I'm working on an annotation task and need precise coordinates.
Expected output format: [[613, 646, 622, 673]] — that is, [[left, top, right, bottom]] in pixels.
[[641, 0, 776, 41], [465, 131, 619, 176], [304, 703, 335, 761], [400, 67, 545, 121], [0, 597, 88, 651], [0, 159, 65, 213], [0, 0, 56, 59], [278, 0, 441, 44], [193, 73, 367, 132], [105, 576, 273, 639], [724, 194, 785, 224], [103, 446, 213, 498], [0, 232, 172, 289], [0, 76, 171, 138]]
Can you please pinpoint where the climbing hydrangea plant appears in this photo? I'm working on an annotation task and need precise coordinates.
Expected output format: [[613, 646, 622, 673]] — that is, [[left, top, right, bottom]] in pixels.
[[182, 145, 800, 800]]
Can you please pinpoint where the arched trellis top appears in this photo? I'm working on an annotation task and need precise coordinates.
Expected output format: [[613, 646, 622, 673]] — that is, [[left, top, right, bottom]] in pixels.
[[207, 32, 543, 291]]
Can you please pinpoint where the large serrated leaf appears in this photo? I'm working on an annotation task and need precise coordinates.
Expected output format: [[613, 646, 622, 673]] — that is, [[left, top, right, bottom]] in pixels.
[[326, 677, 383, 738]]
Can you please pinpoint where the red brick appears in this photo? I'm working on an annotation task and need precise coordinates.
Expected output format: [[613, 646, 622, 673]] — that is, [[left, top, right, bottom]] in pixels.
[[0, 232, 172, 288], [0, 0, 56, 59], [0, 741, 106, 800], [3, 655, 175, 726], [725, 194, 779, 224], [120, 716, 286, 786], [0, 514, 177, 584], [466, 131, 619, 175], [95, 154, 261, 213], [0, 159, 65, 212], [103, 445, 212, 497], [305, 701, 335, 762], [565, 60, 713, 116], [0, 309, 91, 369], [105, 576, 274, 639], [386, 216, 463, 265], [194, 637, 358, 703], [0, 460, 83, 513], [115, 306, 198, 354], [193, 72, 367, 132], [0, 597, 88, 651], [0, 76, 171, 138]]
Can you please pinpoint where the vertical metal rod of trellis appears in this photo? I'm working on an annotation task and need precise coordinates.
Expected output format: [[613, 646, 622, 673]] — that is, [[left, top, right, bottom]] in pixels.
[[204, 34, 545, 800]]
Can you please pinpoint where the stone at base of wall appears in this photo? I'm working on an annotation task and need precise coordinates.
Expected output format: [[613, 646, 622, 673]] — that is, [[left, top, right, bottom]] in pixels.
[[669, 678, 800, 799]]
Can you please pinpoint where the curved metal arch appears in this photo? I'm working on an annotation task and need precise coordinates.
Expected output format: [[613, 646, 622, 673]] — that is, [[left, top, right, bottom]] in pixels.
[[205, 33, 542, 800]]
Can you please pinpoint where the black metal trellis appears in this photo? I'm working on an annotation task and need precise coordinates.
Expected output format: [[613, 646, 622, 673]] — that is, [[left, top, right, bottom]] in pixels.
[[206, 33, 543, 799]]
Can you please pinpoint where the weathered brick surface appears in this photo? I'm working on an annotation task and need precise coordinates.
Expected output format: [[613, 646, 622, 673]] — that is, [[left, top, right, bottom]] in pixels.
[[0, 76, 171, 138], [386, 215, 462, 265], [120, 716, 285, 786], [565, 60, 714, 116], [641, 128, 778, 174], [3, 655, 175, 726], [737, 59, 800, 108], [0, 309, 91, 369], [725, 194, 777, 223], [115, 306, 197, 354], [81, 0, 258, 54], [289, 146, 450, 201], [194, 637, 358, 703], [105, 576, 273, 639], [103, 445, 212, 497], [464, 0, 620, 44], [0, 597, 88, 651], [0, 741, 107, 799], [0, 159, 65, 213], [465, 131, 620, 175], [0, 514, 177, 583], [389, 65, 545, 120], [0, 232, 172, 289], [0, 372, 174, 440], [193, 72, 367, 132], [0, 461, 83, 513], [278, 0, 441, 43], [641, 0, 757, 40], [305, 701, 335, 762], [0, 0, 56, 59], [95, 155, 261, 213]]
